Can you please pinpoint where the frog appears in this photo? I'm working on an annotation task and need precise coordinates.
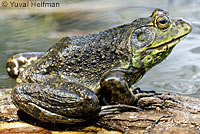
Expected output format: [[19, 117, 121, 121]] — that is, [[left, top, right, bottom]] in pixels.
[[6, 8, 192, 124]]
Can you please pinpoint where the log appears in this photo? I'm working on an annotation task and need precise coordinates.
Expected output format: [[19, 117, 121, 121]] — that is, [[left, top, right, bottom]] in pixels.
[[0, 88, 200, 133]]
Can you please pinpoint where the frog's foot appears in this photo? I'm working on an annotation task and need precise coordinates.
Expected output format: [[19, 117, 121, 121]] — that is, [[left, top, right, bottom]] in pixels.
[[12, 83, 101, 124], [99, 104, 142, 116], [130, 85, 157, 94], [7, 52, 44, 79]]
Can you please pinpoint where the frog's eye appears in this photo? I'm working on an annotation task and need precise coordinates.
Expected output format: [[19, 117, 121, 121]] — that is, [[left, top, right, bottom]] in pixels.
[[156, 16, 170, 29], [131, 27, 155, 49]]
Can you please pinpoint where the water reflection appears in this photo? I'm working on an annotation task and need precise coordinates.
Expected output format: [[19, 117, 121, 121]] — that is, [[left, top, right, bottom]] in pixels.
[[0, 0, 200, 98]]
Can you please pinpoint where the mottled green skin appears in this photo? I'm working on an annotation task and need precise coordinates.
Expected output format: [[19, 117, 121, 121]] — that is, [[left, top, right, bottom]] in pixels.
[[10, 8, 192, 124]]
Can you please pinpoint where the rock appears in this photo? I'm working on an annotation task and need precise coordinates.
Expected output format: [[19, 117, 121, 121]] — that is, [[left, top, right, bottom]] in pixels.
[[0, 122, 121, 134], [97, 94, 200, 133], [1, 88, 200, 133]]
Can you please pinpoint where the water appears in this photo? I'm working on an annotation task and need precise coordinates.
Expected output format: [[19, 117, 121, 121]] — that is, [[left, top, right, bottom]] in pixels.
[[0, 0, 200, 98]]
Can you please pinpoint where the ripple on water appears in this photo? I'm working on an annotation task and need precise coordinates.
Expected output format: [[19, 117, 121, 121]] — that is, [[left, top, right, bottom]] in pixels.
[[152, 65, 200, 95], [190, 46, 200, 54]]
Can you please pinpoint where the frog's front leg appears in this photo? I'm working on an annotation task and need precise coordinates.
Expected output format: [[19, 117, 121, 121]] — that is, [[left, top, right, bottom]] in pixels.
[[100, 71, 136, 105], [7, 52, 44, 79], [12, 82, 101, 124], [99, 71, 159, 111]]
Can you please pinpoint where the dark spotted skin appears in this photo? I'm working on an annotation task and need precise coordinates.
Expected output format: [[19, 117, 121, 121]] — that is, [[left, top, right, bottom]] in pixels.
[[7, 8, 192, 124], [7, 52, 44, 79], [12, 29, 142, 123]]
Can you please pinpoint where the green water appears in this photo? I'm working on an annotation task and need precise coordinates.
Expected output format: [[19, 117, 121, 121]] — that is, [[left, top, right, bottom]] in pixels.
[[0, 0, 200, 98]]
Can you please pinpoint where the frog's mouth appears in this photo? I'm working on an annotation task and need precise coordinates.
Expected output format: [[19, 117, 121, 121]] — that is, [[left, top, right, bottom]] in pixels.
[[148, 34, 187, 50]]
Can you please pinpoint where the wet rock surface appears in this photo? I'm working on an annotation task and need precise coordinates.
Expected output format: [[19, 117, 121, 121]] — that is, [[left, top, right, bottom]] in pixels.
[[1, 88, 200, 133]]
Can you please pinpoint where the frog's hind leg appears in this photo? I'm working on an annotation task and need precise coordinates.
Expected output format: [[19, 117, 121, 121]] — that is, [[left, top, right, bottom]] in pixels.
[[12, 83, 101, 124], [6, 52, 44, 79], [16, 100, 87, 124]]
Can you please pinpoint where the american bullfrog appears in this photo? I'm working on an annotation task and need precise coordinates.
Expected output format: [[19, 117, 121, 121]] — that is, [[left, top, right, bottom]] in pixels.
[[6, 8, 192, 124]]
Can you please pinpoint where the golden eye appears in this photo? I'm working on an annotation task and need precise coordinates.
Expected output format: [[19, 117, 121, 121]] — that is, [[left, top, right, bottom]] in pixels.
[[156, 16, 170, 29]]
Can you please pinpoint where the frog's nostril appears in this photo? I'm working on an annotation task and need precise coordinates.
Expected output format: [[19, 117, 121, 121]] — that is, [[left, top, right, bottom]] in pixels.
[[177, 19, 183, 21], [177, 19, 190, 25], [177, 19, 186, 25]]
